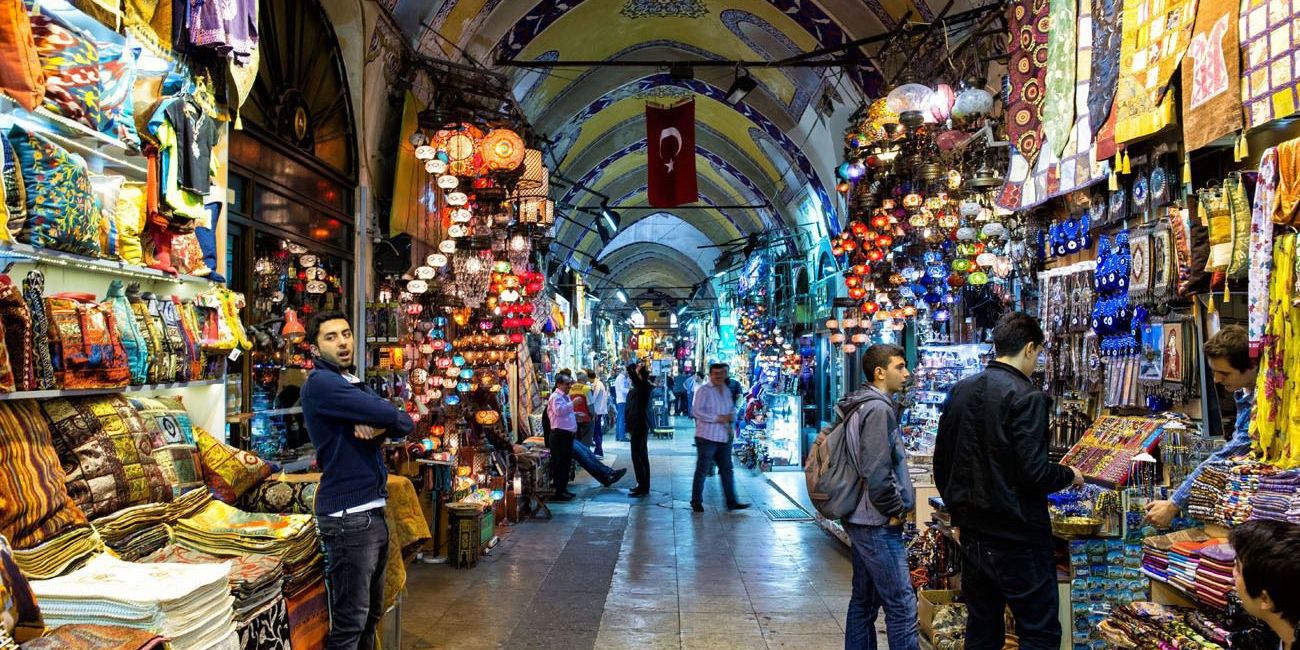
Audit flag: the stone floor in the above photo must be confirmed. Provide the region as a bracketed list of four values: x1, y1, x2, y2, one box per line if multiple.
[401, 416, 887, 649]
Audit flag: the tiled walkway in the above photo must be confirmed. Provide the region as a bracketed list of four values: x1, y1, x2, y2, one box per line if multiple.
[402, 417, 882, 649]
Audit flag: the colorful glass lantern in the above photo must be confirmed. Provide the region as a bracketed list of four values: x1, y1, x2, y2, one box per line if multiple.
[480, 129, 525, 171]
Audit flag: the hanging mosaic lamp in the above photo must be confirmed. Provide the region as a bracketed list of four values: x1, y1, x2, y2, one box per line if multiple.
[481, 128, 526, 172]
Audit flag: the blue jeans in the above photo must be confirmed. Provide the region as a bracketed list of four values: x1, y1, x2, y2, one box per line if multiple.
[319, 509, 389, 650]
[615, 402, 628, 441]
[844, 523, 918, 650]
[690, 437, 737, 507]
[592, 415, 604, 456]
[572, 439, 615, 484]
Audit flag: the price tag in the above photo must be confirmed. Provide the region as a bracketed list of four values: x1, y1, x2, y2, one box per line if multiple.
[228, 348, 242, 362]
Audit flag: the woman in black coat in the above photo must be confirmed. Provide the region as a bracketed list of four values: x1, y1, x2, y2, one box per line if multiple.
[625, 361, 654, 496]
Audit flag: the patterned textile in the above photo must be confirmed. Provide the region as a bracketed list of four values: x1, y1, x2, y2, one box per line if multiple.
[19, 624, 164, 650]
[96, 43, 139, 147]
[1240, 0, 1300, 128]
[103, 281, 148, 386]
[1181, 0, 1243, 151]
[285, 579, 327, 650]
[1043, 0, 1077, 157]
[22, 272, 54, 391]
[1198, 186, 1235, 274]
[0, 290, 12, 392]
[6, 127, 99, 257]
[114, 183, 146, 265]
[142, 544, 284, 619]
[43, 295, 129, 389]
[1278, 137, 1300, 224]
[1088, 0, 1122, 131]
[175, 501, 313, 542]
[1006, 0, 1051, 165]
[195, 426, 271, 503]
[29, 554, 236, 650]
[239, 476, 318, 515]
[0, 400, 87, 550]
[1, 137, 25, 237]
[40, 396, 171, 519]
[996, 0, 1109, 210]
[0, 278, 22, 394]
[1253, 233, 1300, 469]
[129, 396, 195, 448]
[151, 444, 202, 497]
[89, 175, 121, 260]
[10, 525, 100, 579]
[383, 475, 431, 610]
[236, 597, 290, 650]
[1249, 148, 1279, 356]
[25, 3, 103, 131]
[0, 535, 42, 643]
[1225, 175, 1251, 278]
[0, 0, 46, 113]
[1114, 0, 1197, 143]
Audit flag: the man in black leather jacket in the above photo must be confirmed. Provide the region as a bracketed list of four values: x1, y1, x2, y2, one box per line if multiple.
[934, 312, 1084, 650]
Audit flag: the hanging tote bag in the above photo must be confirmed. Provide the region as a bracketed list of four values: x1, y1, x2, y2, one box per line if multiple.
[127, 289, 166, 384]
[1225, 175, 1252, 279]
[104, 280, 149, 385]
[153, 295, 187, 382]
[0, 275, 32, 391]
[173, 297, 203, 380]
[43, 292, 129, 389]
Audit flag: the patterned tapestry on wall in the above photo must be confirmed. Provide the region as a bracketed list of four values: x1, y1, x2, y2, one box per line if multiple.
[1114, 0, 1198, 143]
[1006, 0, 1051, 166]
[1181, 0, 1243, 151]
[1240, 0, 1300, 128]
[620, 0, 709, 19]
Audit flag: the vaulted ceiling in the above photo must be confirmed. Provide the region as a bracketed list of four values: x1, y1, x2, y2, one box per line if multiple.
[388, 0, 971, 301]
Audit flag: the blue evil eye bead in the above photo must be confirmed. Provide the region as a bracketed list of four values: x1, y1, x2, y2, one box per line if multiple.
[457, 382, 472, 393]
[445, 394, 461, 406]
[1132, 177, 1148, 205]
[453, 355, 466, 367]
[927, 264, 947, 279]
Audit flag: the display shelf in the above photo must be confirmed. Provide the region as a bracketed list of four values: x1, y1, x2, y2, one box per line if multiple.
[1141, 569, 1209, 611]
[227, 406, 304, 422]
[0, 98, 146, 176]
[0, 378, 223, 401]
[0, 242, 215, 286]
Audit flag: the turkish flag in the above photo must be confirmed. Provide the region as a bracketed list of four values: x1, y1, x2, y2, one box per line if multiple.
[646, 99, 698, 207]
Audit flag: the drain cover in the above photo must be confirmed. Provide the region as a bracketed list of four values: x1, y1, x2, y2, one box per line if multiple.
[764, 508, 813, 521]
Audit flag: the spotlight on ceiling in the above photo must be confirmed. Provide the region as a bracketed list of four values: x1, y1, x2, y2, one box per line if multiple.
[676, 303, 689, 316]
[592, 261, 612, 275]
[725, 66, 758, 105]
[599, 202, 620, 236]
[616, 289, 629, 304]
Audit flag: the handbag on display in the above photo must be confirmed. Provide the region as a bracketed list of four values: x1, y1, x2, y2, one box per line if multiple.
[152, 295, 188, 383]
[43, 292, 130, 389]
[126, 286, 167, 385]
[141, 292, 180, 384]
[104, 280, 149, 385]
[173, 297, 203, 380]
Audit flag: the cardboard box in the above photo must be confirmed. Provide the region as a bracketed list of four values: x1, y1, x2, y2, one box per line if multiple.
[918, 589, 960, 643]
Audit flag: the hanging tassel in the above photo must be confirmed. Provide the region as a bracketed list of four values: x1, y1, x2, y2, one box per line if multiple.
[1115, 152, 1124, 175]
[1121, 149, 1131, 174]
[1240, 134, 1249, 160]
[1182, 155, 1192, 185]
[1109, 170, 1119, 191]
[1207, 293, 1217, 313]
[1223, 281, 1231, 303]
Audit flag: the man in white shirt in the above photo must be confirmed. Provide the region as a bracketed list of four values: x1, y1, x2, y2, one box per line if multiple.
[614, 367, 631, 441]
[547, 375, 578, 501]
[587, 367, 610, 457]
[690, 363, 750, 513]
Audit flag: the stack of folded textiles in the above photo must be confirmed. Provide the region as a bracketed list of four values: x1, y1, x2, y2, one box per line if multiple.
[28, 554, 238, 650]
[1167, 539, 1215, 595]
[141, 545, 284, 623]
[1219, 462, 1275, 525]
[1141, 545, 1170, 581]
[10, 527, 103, 580]
[1142, 528, 1211, 585]
[1187, 465, 1228, 523]
[164, 489, 213, 522]
[1249, 469, 1300, 523]
[1194, 543, 1235, 610]
[172, 501, 321, 597]
[18, 624, 167, 650]
[91, 490, 213, 563]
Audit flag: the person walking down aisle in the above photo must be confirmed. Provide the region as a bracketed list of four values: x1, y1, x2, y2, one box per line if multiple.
[1145, 325, 1258, 527]
[614, 366, 631, 441]
[934, 312, 1084, 650]
[690, 363, 750, 512]
[547, 375, 578, 501]
[673, 370, 689, 416]
[626, 362, 654, 497]
[587, 367, 609, 457]
[300, 311, 414, 650]
[571, 371, 594, 447]
[1229, 520, 1300, 650]
[842, 344, 918, 650]
[684, 370, 704, 419]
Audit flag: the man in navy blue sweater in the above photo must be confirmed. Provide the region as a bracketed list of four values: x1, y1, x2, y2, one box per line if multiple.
[301, 311, 413, 650]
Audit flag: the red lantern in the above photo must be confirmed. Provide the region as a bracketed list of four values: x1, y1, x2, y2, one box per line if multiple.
[870, 214, 890, 230]
[852, 264, 869, 276]
[849, 286, 868, 300]
[861, 301, 880, 315]
[866, 248, 885, 262]
[851, 222, 869, 237]
[845, 275, 861, 288]
[875, 234, 894, 248]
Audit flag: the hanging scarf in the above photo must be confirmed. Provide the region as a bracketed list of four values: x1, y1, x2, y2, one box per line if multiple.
[1181, 0, 1243, 151]
[1250, 148, 1279, 356]
[1044, 0, 1078, 157]
[1151, 221, 1176, 302]
[1275, 137, 1300, 226]
[1006, 0, 1051, 165]
[1089, 0, 1123, 132]
[1198, 186, 1233, 273]
[1115, 0, 1198, 143]
[1168, 205, 1195, 296]
[1252, 233, 1300, 468]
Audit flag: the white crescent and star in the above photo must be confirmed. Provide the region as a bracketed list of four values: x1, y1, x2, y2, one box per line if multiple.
[659, 127, 682, 173]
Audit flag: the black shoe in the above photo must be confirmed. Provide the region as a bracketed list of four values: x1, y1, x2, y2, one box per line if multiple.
[628, 488, 649, 497]
[551, 492, 575, 501]
[601, 468, 627, 487]
[725, 503, 751, 511]
[691, 503, 704, 512]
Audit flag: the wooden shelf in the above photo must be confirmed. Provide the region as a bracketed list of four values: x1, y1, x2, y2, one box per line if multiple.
[226, 406, 303, 422]
[0, 378, 223, 401]
[0, 242, 215, 286]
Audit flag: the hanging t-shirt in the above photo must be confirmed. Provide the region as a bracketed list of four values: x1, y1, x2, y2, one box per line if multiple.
[163, 98, 218, 195]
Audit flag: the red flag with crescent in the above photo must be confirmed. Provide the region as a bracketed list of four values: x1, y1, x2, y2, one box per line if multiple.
[646, 99, 698, 208]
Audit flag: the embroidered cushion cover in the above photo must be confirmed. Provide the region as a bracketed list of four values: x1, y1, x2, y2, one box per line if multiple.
[6, 126, 99, 257]
[0, 400, 88, 550]
[195, 425, 272, 503]
[24, 1, 103, 131]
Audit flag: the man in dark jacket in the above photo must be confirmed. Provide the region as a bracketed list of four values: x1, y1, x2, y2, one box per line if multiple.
[301, 311, 414, 650]
[934, 312, 1083, 650]
[625, 362, 654, 496]
[842, 344, 918, 649]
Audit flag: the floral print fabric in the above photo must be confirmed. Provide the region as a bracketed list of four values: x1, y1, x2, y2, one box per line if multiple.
[1252, 233, 1300, 469]
[6, 127, 99, 257]
[1043, 0, 1077, 157]
[1006, 0, 1051, 165]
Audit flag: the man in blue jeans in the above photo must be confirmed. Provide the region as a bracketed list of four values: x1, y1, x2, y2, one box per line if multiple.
[301, 311, 414, 650]
[614, 366, 631, 441]
[689, 363, 749, 512]
[841, 344, 917, 650]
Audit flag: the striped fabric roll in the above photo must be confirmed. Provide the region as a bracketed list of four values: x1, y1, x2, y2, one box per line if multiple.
[0, 400, 87, 550]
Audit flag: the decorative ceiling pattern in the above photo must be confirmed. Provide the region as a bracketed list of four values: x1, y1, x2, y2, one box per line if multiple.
[398, 0, 975, 292]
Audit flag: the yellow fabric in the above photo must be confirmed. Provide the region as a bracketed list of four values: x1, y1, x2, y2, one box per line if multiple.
[1114, 0, 1196, 143]
[381, 475, 430, 610]
[389, 92, 430, 238]
[155, 120, 207, 224]
[1252, 233, 1300, 468]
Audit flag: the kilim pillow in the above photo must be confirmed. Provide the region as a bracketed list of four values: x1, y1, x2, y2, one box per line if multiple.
[0, 400, 87, 550]
[40, 396, 171, 519]
[194, 426, 271, 503]
[130, 396, 202, 497]
[24, 1, 102, 131]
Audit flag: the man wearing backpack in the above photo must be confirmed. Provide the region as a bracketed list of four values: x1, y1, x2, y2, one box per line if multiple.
[839, 344, 918, 650]
[934, 312, 1084, 650]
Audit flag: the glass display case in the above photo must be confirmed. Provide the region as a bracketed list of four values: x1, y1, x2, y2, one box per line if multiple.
[763, 392, 802, 469]
[899, 343, 992, 458]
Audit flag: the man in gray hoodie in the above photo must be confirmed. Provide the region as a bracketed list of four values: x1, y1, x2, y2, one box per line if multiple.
[841, 343, 917, 650]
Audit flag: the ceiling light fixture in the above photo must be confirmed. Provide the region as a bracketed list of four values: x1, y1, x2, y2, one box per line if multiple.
[599, 202, 620, 236]
[616, 289, 629, 304]
[725, 65, 758, 105]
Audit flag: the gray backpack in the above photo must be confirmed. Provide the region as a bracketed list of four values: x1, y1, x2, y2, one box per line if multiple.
[805, 396, 869, 519]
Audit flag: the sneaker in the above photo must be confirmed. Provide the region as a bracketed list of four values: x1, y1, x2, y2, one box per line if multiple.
[690, 503, 704, 513]
[725, 502, 751, 511]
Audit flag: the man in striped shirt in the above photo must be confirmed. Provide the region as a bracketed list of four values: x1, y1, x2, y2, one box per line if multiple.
[690, 363, 750, 513]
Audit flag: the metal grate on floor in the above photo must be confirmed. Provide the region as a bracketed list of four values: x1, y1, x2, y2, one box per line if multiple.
[763, 507, 814, 521]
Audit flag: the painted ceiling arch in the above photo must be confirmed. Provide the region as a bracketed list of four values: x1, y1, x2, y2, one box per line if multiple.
[586, 243, 712, 299]
[598, 213, 721, 274]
